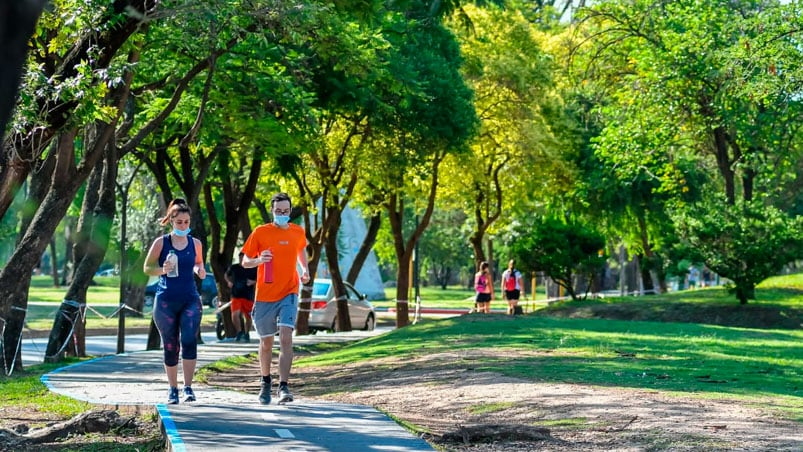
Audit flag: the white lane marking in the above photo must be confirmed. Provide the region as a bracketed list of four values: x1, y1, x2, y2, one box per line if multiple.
[274, 428, 295, 438]
[261, 412, 279, 421]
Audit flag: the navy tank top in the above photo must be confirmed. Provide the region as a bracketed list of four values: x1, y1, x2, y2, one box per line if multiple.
[156, 234, 199, 299]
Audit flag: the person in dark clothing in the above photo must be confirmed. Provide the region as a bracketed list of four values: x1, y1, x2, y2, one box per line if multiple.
[225, 252, 257, 342]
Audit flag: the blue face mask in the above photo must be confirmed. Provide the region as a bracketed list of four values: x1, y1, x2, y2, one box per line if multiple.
[173, 227, 191, 237]
[273, 215, 290, 227]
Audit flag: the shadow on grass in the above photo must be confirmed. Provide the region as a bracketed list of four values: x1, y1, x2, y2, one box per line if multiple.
[298, 314, 803, 400]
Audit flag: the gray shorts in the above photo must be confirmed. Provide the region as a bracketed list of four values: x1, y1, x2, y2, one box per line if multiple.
[252, 293, 297, 337]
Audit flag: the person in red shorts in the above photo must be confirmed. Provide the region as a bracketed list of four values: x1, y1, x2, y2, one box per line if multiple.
[241, 192, 310, 405]
[224, 252, 257, 342]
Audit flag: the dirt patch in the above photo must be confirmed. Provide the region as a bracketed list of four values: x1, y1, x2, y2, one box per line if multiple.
[0, 405, 163, 451]
[204, 349, 802, 451]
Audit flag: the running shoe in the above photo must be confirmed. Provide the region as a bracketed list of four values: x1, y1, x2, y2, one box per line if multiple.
[167, 386, 179, 404]
[277, 384, 294, 404]
[183, 386, 196, 402]
[258, 379, 271, 405]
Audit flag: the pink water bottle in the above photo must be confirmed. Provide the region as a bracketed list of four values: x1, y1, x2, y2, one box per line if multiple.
[262, 249, 273, 283]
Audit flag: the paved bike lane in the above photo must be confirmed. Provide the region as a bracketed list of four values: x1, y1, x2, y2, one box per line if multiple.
[42, 330, 432, 451]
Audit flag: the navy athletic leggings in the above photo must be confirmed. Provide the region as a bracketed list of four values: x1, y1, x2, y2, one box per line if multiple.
[153, 294, 202, 366]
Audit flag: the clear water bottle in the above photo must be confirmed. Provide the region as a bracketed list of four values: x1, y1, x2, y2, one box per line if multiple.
[166, 250, 179, 278]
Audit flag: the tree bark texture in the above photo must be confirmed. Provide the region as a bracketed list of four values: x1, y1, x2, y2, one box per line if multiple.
[46, 141, 118, 360]
[346, 212, 381, 285]
[324, 206, 351, 332]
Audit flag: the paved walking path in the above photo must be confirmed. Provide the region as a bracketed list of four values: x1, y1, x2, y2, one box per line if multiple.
[42, 329, 433, 451]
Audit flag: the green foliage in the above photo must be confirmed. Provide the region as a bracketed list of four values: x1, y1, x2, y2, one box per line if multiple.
[508, 217, 605, 300]
[418, 208, 473, 288]
[574, 0, 803, 208]
[674, 197, 803, 304]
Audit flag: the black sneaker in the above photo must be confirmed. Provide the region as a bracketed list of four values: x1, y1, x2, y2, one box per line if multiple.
[234, 331, 244, 342]
[244, 332, 251, 343]
[183, 386, 196, 402]
[167, 386, 179, 404]
[277, 384, 294, 404]
[258, 379, 271, 405]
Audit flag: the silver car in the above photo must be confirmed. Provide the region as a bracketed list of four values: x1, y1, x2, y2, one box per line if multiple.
[305, 279, 375, 332]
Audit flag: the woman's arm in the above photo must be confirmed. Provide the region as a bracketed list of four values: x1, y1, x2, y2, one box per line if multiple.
[143, 237, 166, 276]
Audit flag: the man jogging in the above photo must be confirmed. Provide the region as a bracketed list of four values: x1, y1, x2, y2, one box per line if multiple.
[242, 192, 310, 404]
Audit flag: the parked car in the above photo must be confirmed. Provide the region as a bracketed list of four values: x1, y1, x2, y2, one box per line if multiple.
[144, 273, 218, 308]
[305, 279, 375, 332]
[95, 268, 117, 277]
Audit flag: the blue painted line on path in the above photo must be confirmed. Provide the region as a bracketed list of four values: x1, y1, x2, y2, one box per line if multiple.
[156, 403, 186, 452]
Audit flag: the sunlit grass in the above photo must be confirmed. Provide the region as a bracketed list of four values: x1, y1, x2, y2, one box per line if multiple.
[0, 361, 92, 421]
[467, 401, 516, 415]
[25, 276, 219, 331]
[29, 275, 123, 304]
[295, 313, 803, 420]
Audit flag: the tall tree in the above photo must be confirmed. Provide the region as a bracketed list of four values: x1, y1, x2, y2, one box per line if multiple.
[370, 17, 478, 327]
[446, 4, 560, 267]
[573, 0, 803, 302]
[0, 0, 158, 372]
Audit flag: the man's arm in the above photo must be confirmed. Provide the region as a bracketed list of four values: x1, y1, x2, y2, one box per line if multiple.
[242, 254, 263, 269]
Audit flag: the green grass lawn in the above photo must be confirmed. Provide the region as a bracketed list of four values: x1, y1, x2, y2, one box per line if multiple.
[0, 361, 93, 424]
[294, 272, 803, 421]
[8, 272, 803, 434]
[29, 275, 123, 304]
[24, 276, 221, 331]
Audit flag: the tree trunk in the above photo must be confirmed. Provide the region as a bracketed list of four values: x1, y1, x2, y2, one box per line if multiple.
[345, 212, 381, 285]
[60, 217, 76, 286]
[293, 191, 336, 336]
[16, 142, 56, 247]
[636, 212, 667, 293]
[43, 300, 83, 363]
[204, 149, 261, 339]
[2, 128, 109, 372]
[49, 238, 59, 287]
[712, 126, 736, 205]
[386, 152, 444, 328]
[48, 139, 118, 360]
[394, 251, 412, 327]
[637, 253, 656, 295]
[735, 281, 754, 305]
[324, 207, 351, 332]
[469, 234, 486, 267]
[0, 0, 46, 216]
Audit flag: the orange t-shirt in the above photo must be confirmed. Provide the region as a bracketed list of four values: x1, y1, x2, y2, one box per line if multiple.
[241, 223, 307, 302]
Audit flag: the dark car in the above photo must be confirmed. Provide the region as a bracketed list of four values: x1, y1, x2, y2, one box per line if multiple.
[144, 274, 218, 308]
